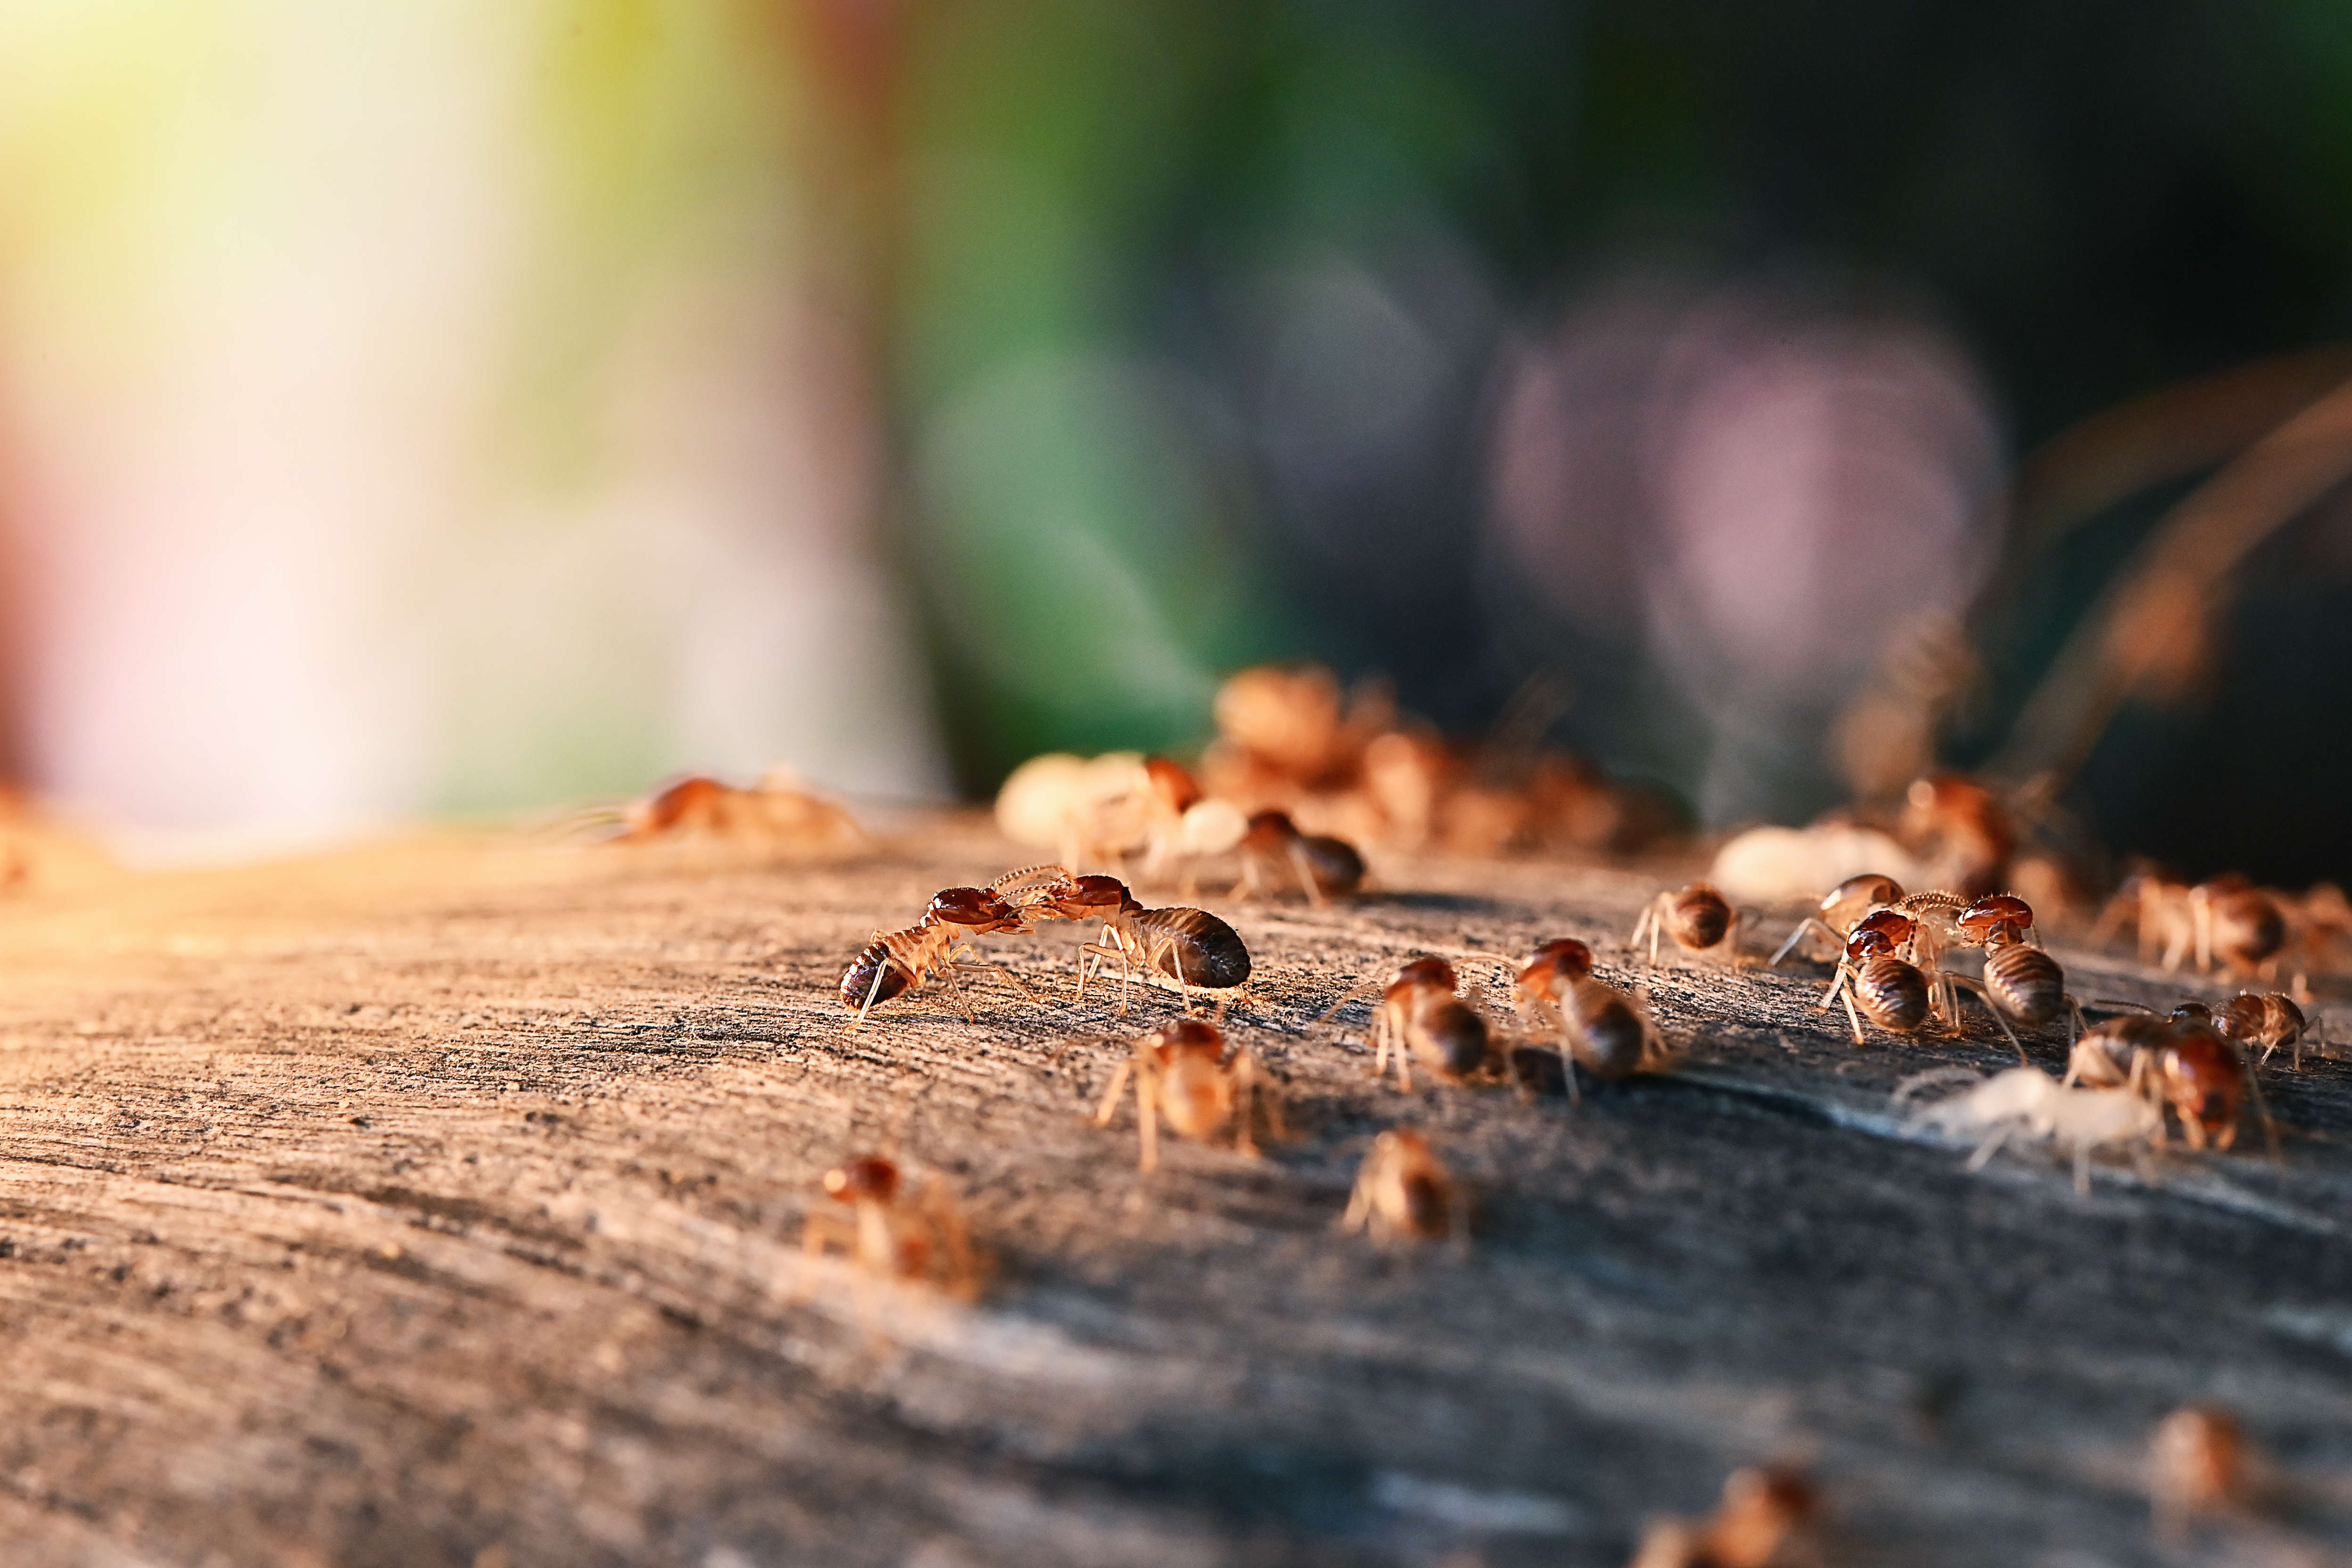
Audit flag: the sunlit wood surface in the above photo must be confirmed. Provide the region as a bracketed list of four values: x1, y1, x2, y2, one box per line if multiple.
[0, 819, 2347, 1567]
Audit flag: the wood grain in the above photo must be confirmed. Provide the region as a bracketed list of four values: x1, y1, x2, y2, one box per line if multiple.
[0, 821, 2346, 1567]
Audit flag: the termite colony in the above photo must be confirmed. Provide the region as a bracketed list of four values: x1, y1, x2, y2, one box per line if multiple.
[784, 664, 2347, 1560]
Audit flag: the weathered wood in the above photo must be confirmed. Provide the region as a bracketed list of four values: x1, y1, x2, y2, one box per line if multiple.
[0, 822, 2347, 1566]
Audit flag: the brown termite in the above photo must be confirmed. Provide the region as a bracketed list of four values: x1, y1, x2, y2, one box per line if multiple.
[1630, 882, 1742, 966]
[2069, 1009, 2271, 1153]
[2090, 868, 2196, 967]
[1768, 871, 1904, 965]
[1513, 939, 1665, 1094]
[618, 771, 864, 852]
[838, 887, 1036, 1030]
[1325, 957, 1492, 1091]
[2149, 1404, 2253, 1538]
[1819, 917, 1932, 1044]
[1093, 1017, 1283, 1172]
[2214, 991, 2313, 1070]
[2192, 877, 2287, 979]
[996, 866, 1251, 1012]
[1946, 915, 2083, 1060]
[1341, 1130, 1467, 1246]
[1631, 1464, 1822, 1568]
[800, 1155, 982, 1300]
[1236, 809, 1366, 906]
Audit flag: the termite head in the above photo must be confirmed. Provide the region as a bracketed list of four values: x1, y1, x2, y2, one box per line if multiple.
[1958, 893, 2034, 944]
[1821, 873, 1903, 934]
[2150, 1405, 2246, 1520]
[1849, 908, 1916, 953]
[2159, 1023, 2244, 1147]
[2169, 999, 2214, 1026]
[1031, 873, 1129, 922]
[1516, 938, 1593, 1007]
[1142, 755, 1202, 815]
[928, 887, 1027, 934]
[1241, 810, 1301, 851]
[1148, 1016, 1225, 1061]
[1702, 1465, 1821, 1568]
[1979, 920, 2029, 949]
[1390, 956, 1458, 994]
[839, 940, 912, 1010]
[823, 1155, 900, 1204]
[627, 774, 725, 836]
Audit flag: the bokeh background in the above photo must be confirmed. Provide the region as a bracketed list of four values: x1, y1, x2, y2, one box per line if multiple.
[3, 0, 2351, 879]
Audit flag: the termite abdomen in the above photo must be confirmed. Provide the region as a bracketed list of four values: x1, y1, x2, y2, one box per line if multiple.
[1142, 907, 1252, 988]
[1570, 985, 1649, 1079]
[1419, 998, 1489, 1078]
[1855, 957, 1930, 1032]
[839, 940, 911, 1009]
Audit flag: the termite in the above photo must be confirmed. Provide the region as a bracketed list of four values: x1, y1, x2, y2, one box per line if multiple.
[837, 887, 1035, 1030]
[1819, 917, 1932, 1044]
[1093, 1017, 1283, 1172]
[1237, 810, 1366, 905]
[997, 867, 1250, 1011]
[1513, 939, 1664, 1093]
[1768, 872, 1904, 966]
[800, 1155, 982, 1299]
[1341, 1130, 1466, 1246]
[1630, 882, 1742, 967]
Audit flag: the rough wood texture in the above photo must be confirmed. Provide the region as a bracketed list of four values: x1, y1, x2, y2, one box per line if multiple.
[0, 820, 2348, 1567]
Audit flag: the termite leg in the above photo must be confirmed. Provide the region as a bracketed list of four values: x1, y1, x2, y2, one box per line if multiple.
[849, 946, 895, 1034]
[1137, 1063, 1161, 1172]
[1839, 988, 1866, 1046]
[1095, 1060, 1133, 1126]
[1288, 842, 1329, 910]
[1947, 975, 2027, 1063]
[1770, 917, 1839, 967]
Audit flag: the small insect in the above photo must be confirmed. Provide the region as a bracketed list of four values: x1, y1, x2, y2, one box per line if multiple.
[1630, 882, 1742, 967]
[1819, 917, 1932, 1044]
[1630, 1464, 1821, 1568]
[1136, 755, 1249, 886]
[1093, 1018, 1283, 1172]
[2155, 1020, 2247, 1151]
[2214, 991, 2313, 1070]
[1768, 872, 1903, 966]
[1952, 919, 2082, 1058]
[1362, 957, 1492, 1090]
[1906, 1066, 2162, 1194]
[2192, 877, 2287, 980]
[2062, 1013, 2179, 1090]
[800, 1155, 981, 1298]
[1514, 941, 1665, 1092]
[617, 771, 864, 852]
[1341, 1130, 1466, 1246]
[2149, 1404, 2252, 1537]
[838, 887, 1035, 1029]
[998, 867, 1252, 1011]
[1236, 810, 1366, 906]
[2090, 867, 2197, 968]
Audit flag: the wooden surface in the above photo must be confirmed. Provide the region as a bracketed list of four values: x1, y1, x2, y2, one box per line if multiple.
[0, 819, 2348, 1567]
